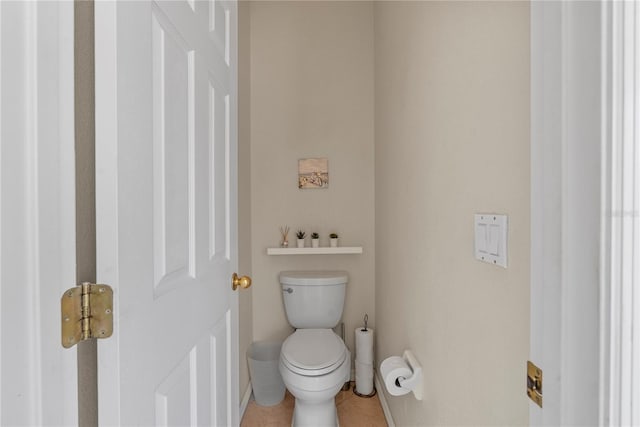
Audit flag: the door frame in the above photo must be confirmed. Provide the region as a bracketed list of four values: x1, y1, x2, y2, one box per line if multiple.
[530, 1, 603, 425]
[531, 1, 640, 424]
[0, 1, 77, 424]
[599, 0, 640, 424]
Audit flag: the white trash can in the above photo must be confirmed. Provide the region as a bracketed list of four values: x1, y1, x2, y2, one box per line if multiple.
[247, 341, 285, 406]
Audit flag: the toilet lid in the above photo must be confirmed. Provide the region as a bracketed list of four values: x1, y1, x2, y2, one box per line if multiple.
[281, 329, 346, 376]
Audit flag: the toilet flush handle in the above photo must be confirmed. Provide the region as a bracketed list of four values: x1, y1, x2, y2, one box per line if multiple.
[283, 287, 293, 294]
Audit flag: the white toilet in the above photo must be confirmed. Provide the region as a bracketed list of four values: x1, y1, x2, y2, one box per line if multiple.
[278, 271, 351, 426]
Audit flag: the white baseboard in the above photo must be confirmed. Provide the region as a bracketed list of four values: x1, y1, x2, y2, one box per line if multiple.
[240, 382, 252, 421]
[374, 371, 396, 427]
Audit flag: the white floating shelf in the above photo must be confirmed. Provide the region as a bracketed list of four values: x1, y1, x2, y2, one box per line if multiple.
[267, 247, 363, 255]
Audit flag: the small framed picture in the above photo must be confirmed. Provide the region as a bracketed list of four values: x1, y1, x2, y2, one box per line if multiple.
[298, 158, 328, 189]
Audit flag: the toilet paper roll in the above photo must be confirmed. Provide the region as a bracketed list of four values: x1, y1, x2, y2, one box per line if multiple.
[355, 327, 374, 364]
[355, 360, 374, 395]
[355, 360, 373, 379]
[380, 356, 412, 396]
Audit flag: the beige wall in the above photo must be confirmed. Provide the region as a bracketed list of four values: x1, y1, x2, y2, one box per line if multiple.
[238, 1, 254, 400]
[245, 2, 530, 424]
[374, 2, 530, 425]
[248, 1, 376, 357]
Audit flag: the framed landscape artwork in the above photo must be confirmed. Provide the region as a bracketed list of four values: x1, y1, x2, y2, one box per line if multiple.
[298, 158, 329, 189]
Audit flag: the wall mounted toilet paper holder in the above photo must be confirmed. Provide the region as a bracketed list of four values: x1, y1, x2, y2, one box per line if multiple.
[398, 350, 423, 400]
[380, 350, 423, 400]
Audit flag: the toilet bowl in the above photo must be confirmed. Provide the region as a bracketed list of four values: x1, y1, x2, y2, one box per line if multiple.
[279, 329, 351, 426]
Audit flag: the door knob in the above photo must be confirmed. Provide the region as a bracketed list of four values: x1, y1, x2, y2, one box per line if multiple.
[232, 273, 252, 291]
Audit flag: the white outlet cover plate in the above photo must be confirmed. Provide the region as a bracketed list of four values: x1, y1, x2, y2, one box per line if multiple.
[474, 213, 508, 268]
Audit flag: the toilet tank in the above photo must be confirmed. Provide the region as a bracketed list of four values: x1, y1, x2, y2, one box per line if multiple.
[280, 271, 348, 329]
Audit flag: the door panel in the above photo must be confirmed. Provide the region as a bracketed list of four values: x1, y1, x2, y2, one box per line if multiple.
[151, 6, 194, 294]
[95, 1, 238, 425]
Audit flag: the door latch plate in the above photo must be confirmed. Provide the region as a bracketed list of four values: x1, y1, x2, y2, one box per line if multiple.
[527, 360, 543, 407]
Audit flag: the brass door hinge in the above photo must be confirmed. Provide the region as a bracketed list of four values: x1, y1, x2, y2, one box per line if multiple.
[527, 360, 543, 407]
[61, 282, 113, 348]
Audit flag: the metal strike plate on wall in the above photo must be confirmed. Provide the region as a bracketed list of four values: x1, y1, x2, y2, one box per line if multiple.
[527, 360, 543, 407]
[61, 282, 113, 348]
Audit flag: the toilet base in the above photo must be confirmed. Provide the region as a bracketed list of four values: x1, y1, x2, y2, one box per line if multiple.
[279, 334, 351, 427]
[292, 398, 338, 427]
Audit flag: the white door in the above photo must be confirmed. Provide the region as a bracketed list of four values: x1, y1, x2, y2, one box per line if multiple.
[95, 1, 239, 425]
[0, 1, 77, 425]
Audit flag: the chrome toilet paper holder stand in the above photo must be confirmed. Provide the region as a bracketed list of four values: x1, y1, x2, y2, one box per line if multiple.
[398, 350, 423, 400]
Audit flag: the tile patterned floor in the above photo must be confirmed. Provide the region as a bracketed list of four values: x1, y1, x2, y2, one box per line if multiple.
[241, 383, 387, 427]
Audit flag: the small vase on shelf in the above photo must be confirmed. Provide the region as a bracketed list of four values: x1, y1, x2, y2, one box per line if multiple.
[280, 225, 290, 248]
[311, 232, 320, 248]
[296, 230, 306, 248]
[329, 233, 339, 248]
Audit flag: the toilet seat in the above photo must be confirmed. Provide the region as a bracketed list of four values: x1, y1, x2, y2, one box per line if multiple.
[281, 329, 347, 376]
